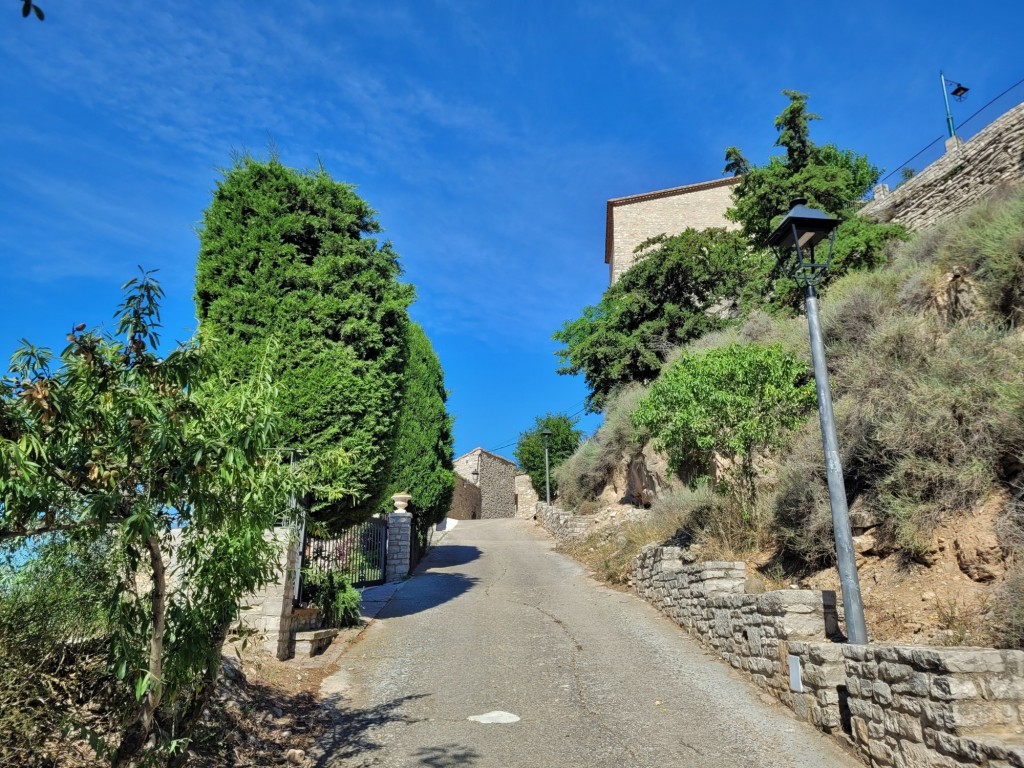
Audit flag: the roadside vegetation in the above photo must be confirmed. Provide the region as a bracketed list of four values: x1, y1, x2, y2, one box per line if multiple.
[0, 155, 456, 764]
[551, 92, 1024, 647]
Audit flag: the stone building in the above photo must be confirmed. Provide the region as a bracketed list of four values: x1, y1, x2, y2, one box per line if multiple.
[514, 473, 539, 517]
[449, 475, 481, 521]
[605, 176, 740, 285]
[452, 448, 516, 519]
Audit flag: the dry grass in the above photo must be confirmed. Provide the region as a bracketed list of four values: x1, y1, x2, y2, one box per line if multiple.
[554, 385, 648, 510]
[563, 507, 691, 585]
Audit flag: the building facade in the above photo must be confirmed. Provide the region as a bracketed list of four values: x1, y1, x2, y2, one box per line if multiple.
[605, 176, 740, 285]
[452, 448, 517, 519]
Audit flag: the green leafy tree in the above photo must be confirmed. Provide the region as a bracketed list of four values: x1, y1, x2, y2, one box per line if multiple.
[379, 321, 456, 526]
[554, 227, 751, 411]
[724, 90, 907, 309]
[195, 155, 414, 529]
[0, 273, 300, 765]
[631, 343, 816, 506]
[514, 413, 583, 499]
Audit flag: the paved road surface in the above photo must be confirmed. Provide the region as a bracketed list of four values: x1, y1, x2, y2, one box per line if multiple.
[317, 519, 859, 767]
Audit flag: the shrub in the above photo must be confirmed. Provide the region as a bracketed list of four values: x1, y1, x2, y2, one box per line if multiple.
[378, 322, 456, 526]
[775, 315, 1024, 563]
[195, 155, 414, 529]
[992, 564, 1024, 649]
[632, 343, 816, 506]
[553, 228, 750, 411]
[301, 568, 362, 628]
[0, 537, 122, 766]
[554, 385, 648, 509]
[931, 187, 1024, 325]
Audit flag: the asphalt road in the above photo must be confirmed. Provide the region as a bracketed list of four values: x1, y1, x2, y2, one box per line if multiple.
[316, 518, 859, 768]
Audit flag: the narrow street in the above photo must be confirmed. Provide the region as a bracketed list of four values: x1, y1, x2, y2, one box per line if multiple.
[316, 519, 859, 768]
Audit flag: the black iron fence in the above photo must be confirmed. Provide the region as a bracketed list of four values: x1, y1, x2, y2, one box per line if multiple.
[410, 513, 433, 571]
[299, 516, 388, 601]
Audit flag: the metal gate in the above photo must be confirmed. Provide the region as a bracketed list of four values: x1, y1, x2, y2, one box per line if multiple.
[410, 512, 433, 571]
[299, 516, 388, 595]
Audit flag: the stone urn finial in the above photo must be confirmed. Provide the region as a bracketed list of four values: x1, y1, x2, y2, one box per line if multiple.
[391, 492, 412, 512]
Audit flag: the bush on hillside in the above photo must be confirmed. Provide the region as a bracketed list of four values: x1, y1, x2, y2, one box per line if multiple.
[553, 228, 750, 411]
[928, 188, 1024, 325]
[554, 385, 648, 510]
[632, 343, 816, 509]
[775, 314, 1024, 563]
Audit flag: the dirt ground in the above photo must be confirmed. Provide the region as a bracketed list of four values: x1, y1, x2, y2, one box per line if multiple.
[567, 495, 1008, 647]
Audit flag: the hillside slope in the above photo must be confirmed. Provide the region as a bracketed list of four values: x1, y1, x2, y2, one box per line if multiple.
[553, 186, 1024, 647]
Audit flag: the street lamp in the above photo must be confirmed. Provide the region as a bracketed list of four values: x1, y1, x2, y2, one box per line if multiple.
[541, 428, 552, 505]
[767, 199, 868, 645]
[940, 71, 969, 141]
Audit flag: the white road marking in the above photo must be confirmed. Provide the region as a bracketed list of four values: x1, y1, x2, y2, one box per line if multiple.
[468, 710, 520, 724]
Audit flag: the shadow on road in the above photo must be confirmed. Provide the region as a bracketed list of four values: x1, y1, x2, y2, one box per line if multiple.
[316, 693, 428, 766]
[317, 694, 481, 767]
[413, 743, 482, 766]
[377, 572, 479, 619]
[419, 544, 482, 569]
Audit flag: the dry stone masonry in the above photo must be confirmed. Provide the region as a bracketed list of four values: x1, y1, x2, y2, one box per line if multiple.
[623, 538, 1024, 768]
[515, 473, 539, 518]
[862, 100, 1024, 233]
[533, 502, 598, 543]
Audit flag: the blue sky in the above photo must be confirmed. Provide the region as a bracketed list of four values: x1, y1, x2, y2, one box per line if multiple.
[3, 1, 1023, 462]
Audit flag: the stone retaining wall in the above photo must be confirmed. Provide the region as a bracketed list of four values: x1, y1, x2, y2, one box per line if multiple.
[533, 502, 598, 543]
[629, 541, 1024, 767]
[862, 100, 1024, 233]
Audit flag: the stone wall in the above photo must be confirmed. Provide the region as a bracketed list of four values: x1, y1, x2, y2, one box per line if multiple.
[479, 452, 516, 518]
[449, 475, 481, 520]
[534, 502, 598, 543]
[515, 473, 539, 518]
[607, 177, 740, 284]
[452, 448, 516, 519]
[862, 100, 1024, 233]
[385, 511, 412, 582]
[629, 542, 1024, 767]
[240, 526, 301, 660]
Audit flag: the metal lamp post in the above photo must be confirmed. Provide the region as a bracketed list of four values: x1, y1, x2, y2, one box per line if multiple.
[767, 199, 868, 645]
[940, 71, 969, 141]
[541, 428, 552, 505]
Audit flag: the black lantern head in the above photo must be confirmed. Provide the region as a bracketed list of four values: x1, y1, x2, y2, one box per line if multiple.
[541, 428, 552, 443]
[949, 82, 969, 101]
[766, 198, 840, 286]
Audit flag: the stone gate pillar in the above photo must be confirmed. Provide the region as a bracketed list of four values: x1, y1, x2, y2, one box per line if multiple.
[386, 493, 413, 582]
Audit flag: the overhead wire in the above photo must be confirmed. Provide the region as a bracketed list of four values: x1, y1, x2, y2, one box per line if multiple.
[484, 397, 590, 454]
[878, 75, 1024, 185]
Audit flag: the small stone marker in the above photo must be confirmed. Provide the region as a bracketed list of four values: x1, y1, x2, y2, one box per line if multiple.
[468, 711, 520, 724]
[788, 654, 803, 693]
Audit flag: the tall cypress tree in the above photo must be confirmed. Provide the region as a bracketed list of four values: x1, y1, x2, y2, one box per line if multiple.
[195, 155, 414, 528]
[380, 321, 456, 525]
